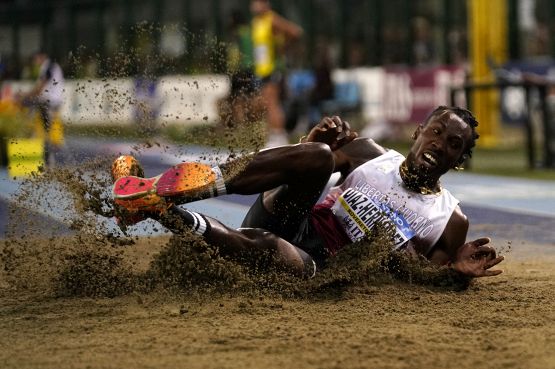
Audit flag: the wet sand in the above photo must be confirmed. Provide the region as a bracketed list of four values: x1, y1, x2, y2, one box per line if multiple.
[1, 234, 554, 369]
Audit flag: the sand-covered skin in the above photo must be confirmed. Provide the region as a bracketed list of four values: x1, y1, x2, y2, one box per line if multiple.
[1, 233, 554, 369]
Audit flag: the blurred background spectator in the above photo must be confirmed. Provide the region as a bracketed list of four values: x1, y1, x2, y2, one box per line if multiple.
[17, 52, 64, 166]
[0, 0, 550, 77]
[0, 0, 554, 165]
[250, 0, 303, 148]
[219, 9, 257, 128]
[412, 16, 436, 66]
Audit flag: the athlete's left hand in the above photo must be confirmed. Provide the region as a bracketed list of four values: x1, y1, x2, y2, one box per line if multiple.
[451, 237, 504, 277]
[304, 116, 358, 151]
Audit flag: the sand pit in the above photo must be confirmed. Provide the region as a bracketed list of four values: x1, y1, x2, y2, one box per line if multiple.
[1, 230, 554, 369]
[0, 156, 554, 369]
[0, 139, 553, 369]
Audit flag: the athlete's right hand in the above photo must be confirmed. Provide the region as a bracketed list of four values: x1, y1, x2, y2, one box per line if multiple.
[303, 116, 358, 151]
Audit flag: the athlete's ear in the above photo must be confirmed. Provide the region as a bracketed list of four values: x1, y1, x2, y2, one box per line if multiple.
[412, 124, 423, 140]
[453, 154, 468, 169]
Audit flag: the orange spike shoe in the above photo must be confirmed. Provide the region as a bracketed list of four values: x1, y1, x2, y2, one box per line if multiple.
[112, 161, 226, 221]
[156, 162, 226, 199]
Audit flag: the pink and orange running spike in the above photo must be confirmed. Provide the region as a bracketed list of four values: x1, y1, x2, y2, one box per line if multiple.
[112, 162, 217, 214]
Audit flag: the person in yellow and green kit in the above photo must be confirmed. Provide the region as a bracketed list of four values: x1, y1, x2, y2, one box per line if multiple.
[250, 0, 303, 148]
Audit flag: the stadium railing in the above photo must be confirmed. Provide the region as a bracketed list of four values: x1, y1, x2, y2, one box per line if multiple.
[451, 79, 555, 169]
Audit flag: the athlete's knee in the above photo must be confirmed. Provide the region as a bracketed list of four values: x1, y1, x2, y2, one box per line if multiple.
[238, 227, 316, 278]
[237, 227, 280, 252]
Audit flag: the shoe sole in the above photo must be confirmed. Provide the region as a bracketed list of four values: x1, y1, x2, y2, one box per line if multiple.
[113, 162, 216, 201]
[113, 176, 159, 199]
[113, 176, 165, 213]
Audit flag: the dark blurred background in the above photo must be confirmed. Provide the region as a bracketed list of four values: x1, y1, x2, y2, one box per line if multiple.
[0, 0, 551, 77]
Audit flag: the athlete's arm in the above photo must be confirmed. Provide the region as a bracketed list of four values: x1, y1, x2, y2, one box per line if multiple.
[428, 207, 468, 264]
[429, 208, 504, 277]
[272, 13, 303, 40]
[21, 78, 48, 102]
[302, 116, 385, 178]
[27, 62, 55, 100]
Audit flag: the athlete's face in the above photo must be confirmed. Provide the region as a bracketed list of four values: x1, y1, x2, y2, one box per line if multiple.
[33, 53, 47, 66]
[251, 0, 270, 15]
[407, 110, 472, 179]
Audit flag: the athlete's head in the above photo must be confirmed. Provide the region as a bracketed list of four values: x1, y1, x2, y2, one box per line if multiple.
[33, 51, 48, 67]
[251, 0, 271, 15]
[424, 106, 479, 165]
[407, 106, 479, 179]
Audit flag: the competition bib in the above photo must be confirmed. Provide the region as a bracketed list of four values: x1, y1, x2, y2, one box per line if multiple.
[254, 45, 270, 65]
[331, 188, 415, 248]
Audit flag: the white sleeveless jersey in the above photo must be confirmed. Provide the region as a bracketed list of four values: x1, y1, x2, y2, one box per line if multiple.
[38, 59, 64, 108]
[322, 150, 459, 255]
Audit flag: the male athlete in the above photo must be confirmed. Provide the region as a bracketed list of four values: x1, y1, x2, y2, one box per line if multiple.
[250, 0, 303, 147]
[111, 106, 504, 279]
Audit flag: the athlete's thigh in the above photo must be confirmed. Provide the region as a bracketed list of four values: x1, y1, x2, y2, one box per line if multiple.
[261, 80, 280, 102]
[241, 190, 296, 239]
[241, 182, 325, 242]
[263, 179, 328, 222]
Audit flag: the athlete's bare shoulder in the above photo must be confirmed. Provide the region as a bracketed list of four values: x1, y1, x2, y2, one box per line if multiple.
[341, 137, 387, 158]
[334, 137, 388, 176]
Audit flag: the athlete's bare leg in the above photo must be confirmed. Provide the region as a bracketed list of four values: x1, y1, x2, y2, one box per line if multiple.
[225, 142, 334, 240]
[159, 206, 315, 276]
[223, 142, 333, 198]
[179, 143, 333, 276]
[115, 143, 334, 276]
[260, 81, 285, 132]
